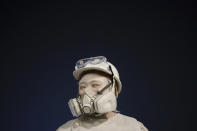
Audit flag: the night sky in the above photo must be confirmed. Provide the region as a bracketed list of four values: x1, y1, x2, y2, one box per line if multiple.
[1, 1, 196, 131]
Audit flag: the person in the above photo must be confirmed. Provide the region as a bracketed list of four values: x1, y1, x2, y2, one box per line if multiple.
[56, 56, 148, 131]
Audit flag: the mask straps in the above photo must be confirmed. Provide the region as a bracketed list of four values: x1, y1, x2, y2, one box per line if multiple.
[97, 81, 112, 94]
[97, 65, 115, 94]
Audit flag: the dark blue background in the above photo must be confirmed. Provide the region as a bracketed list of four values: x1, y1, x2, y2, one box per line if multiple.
[1, 1, 195, 131]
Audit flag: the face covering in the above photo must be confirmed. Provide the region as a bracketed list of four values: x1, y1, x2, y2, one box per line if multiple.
[68, 82, 117, 117]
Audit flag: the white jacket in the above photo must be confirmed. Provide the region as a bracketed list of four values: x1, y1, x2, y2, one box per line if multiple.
[57, 113, 148, 131]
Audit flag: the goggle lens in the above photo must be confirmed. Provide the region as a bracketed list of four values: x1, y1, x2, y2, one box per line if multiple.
[76, 56, 107, 69]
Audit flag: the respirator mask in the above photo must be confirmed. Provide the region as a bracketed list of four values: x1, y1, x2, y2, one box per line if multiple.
[68, 78, 117, 117]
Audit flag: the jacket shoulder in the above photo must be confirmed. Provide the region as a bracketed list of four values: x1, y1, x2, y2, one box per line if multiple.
[118, 114, 148, 131]
[137, 121, 148, 131]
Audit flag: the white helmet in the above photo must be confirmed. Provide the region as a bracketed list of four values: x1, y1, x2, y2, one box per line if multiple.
[73, 56, 122, 95]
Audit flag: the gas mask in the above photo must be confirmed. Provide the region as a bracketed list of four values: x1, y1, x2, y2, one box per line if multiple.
[68, 80, 117, 117]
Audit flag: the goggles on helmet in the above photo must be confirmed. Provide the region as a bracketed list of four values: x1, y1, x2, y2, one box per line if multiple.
[75, 56, 107, 69]
[75, 56, 115, 94]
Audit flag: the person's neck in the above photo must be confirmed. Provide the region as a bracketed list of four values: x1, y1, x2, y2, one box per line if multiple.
[81, 112, 118, 120]
[104, 112, 118, 119]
